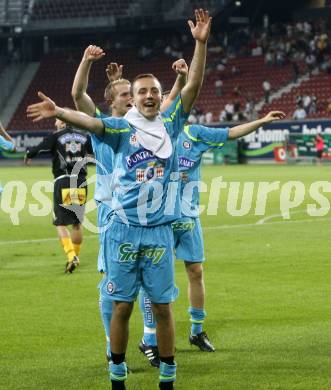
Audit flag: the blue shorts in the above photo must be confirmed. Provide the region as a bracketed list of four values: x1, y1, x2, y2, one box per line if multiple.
[172, 217, 204, 263]
[102, 219, 177, 304]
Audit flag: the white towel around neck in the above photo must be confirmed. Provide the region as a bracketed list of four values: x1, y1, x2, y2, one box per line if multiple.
[124, 106, 172, 159]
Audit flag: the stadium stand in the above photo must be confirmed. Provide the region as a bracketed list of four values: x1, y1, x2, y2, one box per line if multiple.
[3, 1, 331, 129]
[260, 70, 331, 118]
[30, 0, 137, 20]
[7, 48, 307, 130]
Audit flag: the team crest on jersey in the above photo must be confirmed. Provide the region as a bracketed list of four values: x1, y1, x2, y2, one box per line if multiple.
[129, 133, 139, 147]
[65, 141, 81, 154]
[183, 140, 191, 149]
[136, 163, 164, 182]
[106, 281, 115, 295]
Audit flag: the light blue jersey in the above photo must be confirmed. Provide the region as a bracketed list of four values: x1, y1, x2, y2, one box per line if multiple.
[0, 135, 15, 152]
[178, 124, 229, 218]
[91, 108, 114, 272]
[0, 135, 15, 195]
[99, 95, 188, 226]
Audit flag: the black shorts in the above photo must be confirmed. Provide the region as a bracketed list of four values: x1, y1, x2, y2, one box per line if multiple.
[53, 175, 88, 226]
[317, 150, 323, 159]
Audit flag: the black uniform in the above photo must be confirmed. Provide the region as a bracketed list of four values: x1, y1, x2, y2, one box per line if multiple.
[26, 126, 93, 226]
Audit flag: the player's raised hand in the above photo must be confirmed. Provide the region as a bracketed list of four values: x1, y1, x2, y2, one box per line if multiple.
[83, 45, 105, 62]
[172, 59, 188, 76]
[188, 9, 212, 43]
[106, 62, 123, 82]
[26, 92, 57, 122]
[262, 111, 286, 123]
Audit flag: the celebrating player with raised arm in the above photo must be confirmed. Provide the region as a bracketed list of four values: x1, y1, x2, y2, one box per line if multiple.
[72, 45, 189, 365]
[139, 110, 286, 356]
[27, 9, 212, 390]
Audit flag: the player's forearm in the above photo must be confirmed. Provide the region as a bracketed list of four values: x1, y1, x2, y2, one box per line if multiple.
[188, 41, 206, 90]
[161, 73, 187, 112]
[229, 118, 267, 139]
[56, 107, 103, 135]
[71, 59, 95, 115]
[0, 121, 14, 142]
[181, 41, 207, 112]
[170, 73, 187, 99]
[72, 58, 92, 98]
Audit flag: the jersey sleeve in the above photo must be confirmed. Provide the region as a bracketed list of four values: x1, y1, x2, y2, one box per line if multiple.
[100, 116, 131, 152]
[184, 124, 229, 151]
[0, 135, 15, 152]
[26, 133, 55, 158]
[162, 94, 189, 138]
[95, 107, 109, 119]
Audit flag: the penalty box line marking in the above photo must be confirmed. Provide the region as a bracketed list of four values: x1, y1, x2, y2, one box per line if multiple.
[0, 217, 330, 245]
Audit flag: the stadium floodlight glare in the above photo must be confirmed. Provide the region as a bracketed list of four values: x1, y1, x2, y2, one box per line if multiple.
[235, 0, 242, 6]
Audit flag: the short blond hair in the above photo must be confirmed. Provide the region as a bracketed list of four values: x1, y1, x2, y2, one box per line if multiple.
[104, 79, 131, 103]
[131, 73, 162, 95]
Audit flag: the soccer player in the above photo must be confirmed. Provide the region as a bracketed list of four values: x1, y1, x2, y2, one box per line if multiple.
[0, 120, 16, 195]
[24, 117, 93, 273]
[27, 9, 212, 390]
[72, 44, 133, 362]
[72, 45, 188, 364]
[139, 113, 286, 358]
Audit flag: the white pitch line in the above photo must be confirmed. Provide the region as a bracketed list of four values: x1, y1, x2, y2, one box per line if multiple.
[1, 217, 330, 245]
[255, 210, 304, 225]
[255, 208, 330, 225]
[203, 216, 331, 231]
[0, 234, 98, 246]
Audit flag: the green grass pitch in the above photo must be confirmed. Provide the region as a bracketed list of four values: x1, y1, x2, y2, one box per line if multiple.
[0, 165, 330, 390]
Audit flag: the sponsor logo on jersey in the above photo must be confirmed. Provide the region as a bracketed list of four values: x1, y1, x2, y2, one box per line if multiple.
[171, 220, 195, 231]
[183, 140, 191, 149]
[118, 243, 165, 264]
[126, 149, 156, 170]
[59, 133, 87, 144]
[61, 188, 87, 205]
[179, 156, 195, 168]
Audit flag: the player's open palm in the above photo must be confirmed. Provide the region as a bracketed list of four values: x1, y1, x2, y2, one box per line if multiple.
[27, 92, 57, 122]
[263, 111, 286, 123]
[106, 62, 123, 82]
[83, 45, 105, 62]
[188, 9, 212, 43]
[172, 59, 188, 76]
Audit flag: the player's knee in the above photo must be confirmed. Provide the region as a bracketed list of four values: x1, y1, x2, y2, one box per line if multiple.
[186, 262, 203, 282]
[72, 223, 81, 232]
[113, 301, 133, 321]
[151, 303, 171, 323]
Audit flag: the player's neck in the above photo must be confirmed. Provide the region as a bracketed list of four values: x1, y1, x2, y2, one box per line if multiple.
[112, 110, 124, 118]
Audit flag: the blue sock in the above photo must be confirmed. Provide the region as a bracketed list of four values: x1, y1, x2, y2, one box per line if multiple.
[99, 297, 113, 358]
[188, 307, 206, 336]
[109, 361, 127, 382]
[159, 361, 177, 383]
[139, 288, 157, 346]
